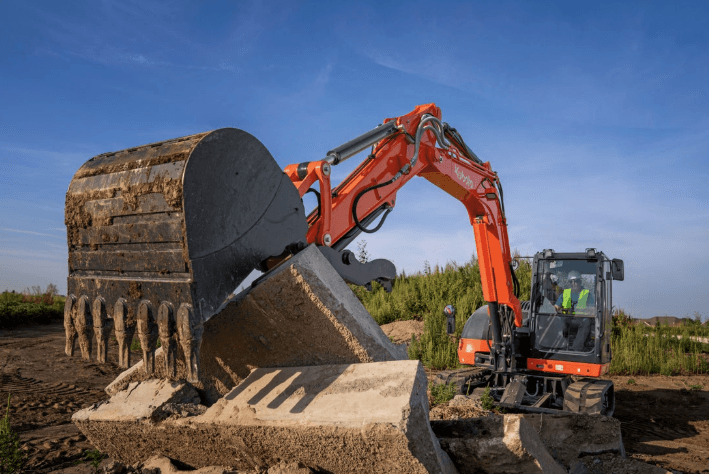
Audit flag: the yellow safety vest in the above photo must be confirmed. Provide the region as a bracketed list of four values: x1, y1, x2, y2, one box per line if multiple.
[562, 289, 589, 309]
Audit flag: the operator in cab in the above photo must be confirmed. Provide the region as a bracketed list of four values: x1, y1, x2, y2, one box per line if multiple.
[554, 271, 594, 313]
[554, 270, 594, 351]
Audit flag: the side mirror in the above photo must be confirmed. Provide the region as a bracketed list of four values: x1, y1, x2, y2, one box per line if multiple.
[511, 259, 520, 271]
[444, 304, 456, 336]
[611, 259, 624, 281]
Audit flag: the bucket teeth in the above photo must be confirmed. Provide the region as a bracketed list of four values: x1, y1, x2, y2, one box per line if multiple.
[157, 302, 177, 378]
[74, 296, 93, 361]
[64, 295, 77, 357]
[177, 303, 202, 384]
[137, 301, 159, 375]
[113, 298, 135, 369]
[61, 295, 207, 381]
[92, 297, 113, 364]
[61, 294, 211, 382]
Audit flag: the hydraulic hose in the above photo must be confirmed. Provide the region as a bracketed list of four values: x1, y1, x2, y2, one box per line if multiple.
[443, 125, 483, 165]
[349, 115, 446, 234]
[496, 178, 506, 218]
[351, 182, 394, 233]
[410, 115, 449, 168]
[510, 263, 520, 298]
[305, 188, 321, 219]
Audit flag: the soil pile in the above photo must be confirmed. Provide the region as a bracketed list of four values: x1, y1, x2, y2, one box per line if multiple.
[380, 319, 424, 344]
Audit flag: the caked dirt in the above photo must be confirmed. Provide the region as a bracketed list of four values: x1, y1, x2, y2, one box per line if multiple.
[2, 322, 709, 473]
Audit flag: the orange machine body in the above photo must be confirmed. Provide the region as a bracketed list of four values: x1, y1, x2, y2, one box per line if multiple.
[457, 337, 494, 366]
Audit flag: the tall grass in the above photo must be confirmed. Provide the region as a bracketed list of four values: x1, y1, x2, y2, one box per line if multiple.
[354, 254, 532, 369]
[610, 310, 709, 376]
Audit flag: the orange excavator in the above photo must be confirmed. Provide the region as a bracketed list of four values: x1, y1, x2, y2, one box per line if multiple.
[65, 103, 622, 414]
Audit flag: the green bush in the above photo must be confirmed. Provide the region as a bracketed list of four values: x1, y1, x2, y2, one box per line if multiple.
[0, 291, 64, 328]
[429, 381, 457, 405]
[480, 386, 495, 411]
[356, 247, 709, 376]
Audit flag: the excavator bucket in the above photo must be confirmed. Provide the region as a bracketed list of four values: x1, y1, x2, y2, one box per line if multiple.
[64, 129, 307, 370]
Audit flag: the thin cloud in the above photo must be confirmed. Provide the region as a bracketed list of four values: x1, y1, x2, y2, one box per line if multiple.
[0, 228, 65, 238]
[0, 248, 65, 260]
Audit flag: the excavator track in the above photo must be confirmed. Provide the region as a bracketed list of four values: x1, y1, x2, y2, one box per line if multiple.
[64, 128, 308, 375]
[563, 378, 615, 416]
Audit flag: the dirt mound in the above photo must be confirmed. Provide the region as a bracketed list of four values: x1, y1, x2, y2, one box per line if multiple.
[380, 319, 424, 344]
[429, 395, 489, 420]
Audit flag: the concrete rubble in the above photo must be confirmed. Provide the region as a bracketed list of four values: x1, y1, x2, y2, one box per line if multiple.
[74, 360, 457, 474]
[433, 414, 566, 474]
[106, 245, 406, 404]
[522, 413, 625, 469]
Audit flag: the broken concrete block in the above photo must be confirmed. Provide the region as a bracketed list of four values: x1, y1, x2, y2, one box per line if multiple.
[74, 379, 201, 423]
[75, 360, 456, 474]
[433, 414, 565, 474]
[522, 413, 625, 469]
[107, 244, 406, 404]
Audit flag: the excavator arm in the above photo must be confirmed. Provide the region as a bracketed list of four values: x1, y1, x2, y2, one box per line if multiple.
[283, 103, 523, 329]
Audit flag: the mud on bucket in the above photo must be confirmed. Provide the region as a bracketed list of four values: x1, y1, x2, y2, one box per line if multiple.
[64, 128, 307, 372]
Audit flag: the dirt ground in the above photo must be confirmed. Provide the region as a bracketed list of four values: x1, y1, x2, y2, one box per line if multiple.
[2, 322, 709, 473]
[612, 374, 709, 474]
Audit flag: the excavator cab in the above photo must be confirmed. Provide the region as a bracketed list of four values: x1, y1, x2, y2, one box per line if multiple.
[529, 248, 623, 370]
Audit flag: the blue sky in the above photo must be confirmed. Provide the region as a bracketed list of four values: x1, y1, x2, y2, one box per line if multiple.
[1, 1, 707, 320]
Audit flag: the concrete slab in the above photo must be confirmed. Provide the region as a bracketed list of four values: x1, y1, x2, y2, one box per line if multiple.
[107, 245, 405, 404]
[522, 413, 625, 469]
[74, 360, 457, 474]
[433, 415, 565, 474]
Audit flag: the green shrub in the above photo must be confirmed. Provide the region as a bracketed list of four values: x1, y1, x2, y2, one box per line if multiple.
[480, 386, 495, 411]
[0, 291, 64, 328]
[429, 381, 457, 405]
